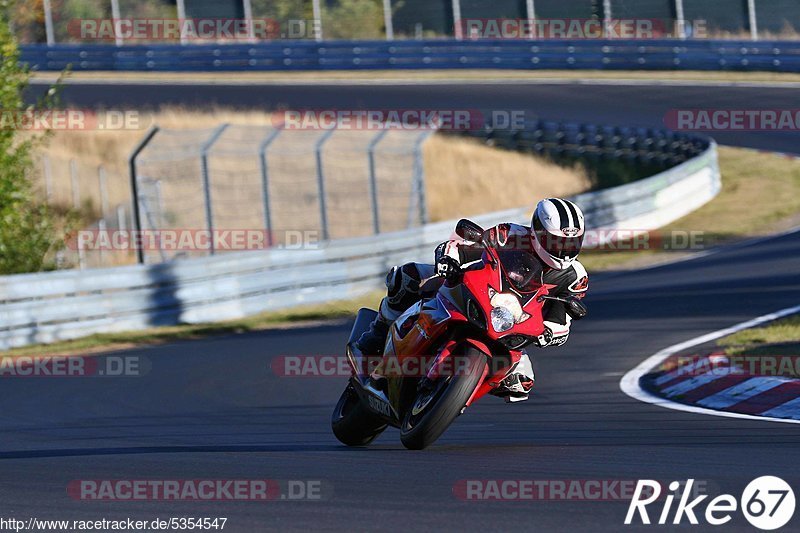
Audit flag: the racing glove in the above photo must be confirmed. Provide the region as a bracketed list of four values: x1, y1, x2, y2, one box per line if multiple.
[532, 326, 554, 347]
[436, 255, 462, 281]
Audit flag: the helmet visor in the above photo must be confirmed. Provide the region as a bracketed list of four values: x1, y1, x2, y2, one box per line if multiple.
[535, 229, 583, 259]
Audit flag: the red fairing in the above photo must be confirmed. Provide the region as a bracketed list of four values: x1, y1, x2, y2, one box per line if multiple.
[387, 242, 549, 406]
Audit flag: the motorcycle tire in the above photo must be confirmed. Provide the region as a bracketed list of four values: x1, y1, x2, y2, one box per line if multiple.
[400, 347, 487, 450]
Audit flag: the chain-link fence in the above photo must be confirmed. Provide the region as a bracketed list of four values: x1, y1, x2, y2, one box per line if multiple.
[13, 0, 800, 45]
[131, 125, 431, 264]
[34, 153, 134, 270]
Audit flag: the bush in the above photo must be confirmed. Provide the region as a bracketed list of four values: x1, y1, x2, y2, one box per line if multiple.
[323, 0, 384, 40]
[0, 3, 62, 274]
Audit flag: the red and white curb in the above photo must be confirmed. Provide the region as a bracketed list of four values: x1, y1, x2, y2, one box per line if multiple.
[642, 352, 800, 418]
[621, 304, 800, 424]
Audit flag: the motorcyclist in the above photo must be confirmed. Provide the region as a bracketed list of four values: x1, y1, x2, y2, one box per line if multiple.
[355, 198, 589, 401]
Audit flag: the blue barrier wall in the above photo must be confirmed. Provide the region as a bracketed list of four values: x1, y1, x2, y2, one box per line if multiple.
[19, 39, 800, 72]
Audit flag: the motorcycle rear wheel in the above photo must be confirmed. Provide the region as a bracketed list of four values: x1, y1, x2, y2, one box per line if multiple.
[331, 383, 388, 446]
[400, 347, 487, 450]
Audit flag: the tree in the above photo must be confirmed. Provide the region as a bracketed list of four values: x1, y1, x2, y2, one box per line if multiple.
[0, 1, 61, 274]
[323, 0, 384, 40]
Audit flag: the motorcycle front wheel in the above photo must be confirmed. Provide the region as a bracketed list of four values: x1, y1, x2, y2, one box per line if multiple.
[400, 346, 487, 450]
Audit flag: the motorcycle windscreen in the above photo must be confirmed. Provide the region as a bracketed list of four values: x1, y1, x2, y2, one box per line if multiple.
[495, 248, 544, 293]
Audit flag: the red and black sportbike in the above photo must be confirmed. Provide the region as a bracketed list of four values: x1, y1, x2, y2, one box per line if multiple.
[331, 219, 587, 450]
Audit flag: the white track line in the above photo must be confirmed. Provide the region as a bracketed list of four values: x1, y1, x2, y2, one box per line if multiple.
[620, 304, 800, 424]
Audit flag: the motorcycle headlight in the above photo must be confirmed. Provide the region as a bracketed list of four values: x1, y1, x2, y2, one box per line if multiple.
[489, 286, 531, 328]
[491, 306, 515, 333]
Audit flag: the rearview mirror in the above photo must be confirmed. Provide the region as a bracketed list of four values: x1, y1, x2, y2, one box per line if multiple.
[565, 296, 587, 320]
[455, 218, 485, 243]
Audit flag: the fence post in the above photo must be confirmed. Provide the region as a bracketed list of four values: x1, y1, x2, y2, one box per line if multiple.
[200, 124, 229, 255]
[73, 160, 86, 269]
[176, 0, 188, 45]
[42, 0, 55, 45]
[603, 0, 613, 38]
[129, 125, 160, 264]
[42, 156, 53, 202]
[98, 165, 109, 219]
[312, 0, 323, 41]
[243, 0, 255, 41]
[367, 129, 389, 235]
[315, 129, 336, 241]
[155, 179, 165, 229]
[747, 0, 758, 40]
[411, 130, 433, 227]
[70, 159, 80, 210]
[674, 0, 686, 39]
[258, 127, 283, 247]
[525, 0, 536, 39]
[98, 218, 107, 266]
[77, 239, 86, 270]
[110, 0, 123, 46]
[452, 0, 463, 39]
[383, 0, 394, 40]
[117, 205, 127, 232]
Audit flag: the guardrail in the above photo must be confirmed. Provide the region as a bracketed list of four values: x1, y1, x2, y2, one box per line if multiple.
[0, 133, 720, 350]
[20, 39, 800, 72]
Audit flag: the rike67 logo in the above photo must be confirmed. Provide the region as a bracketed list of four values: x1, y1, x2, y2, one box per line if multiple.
[626, 477, 795, 530]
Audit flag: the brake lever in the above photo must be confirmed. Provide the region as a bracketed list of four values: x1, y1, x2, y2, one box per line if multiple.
[538, 295, 569, 303]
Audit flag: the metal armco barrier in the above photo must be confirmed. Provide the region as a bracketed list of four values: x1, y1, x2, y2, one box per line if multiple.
[0, 138, 720, 350]
[19, 39, 800, 72]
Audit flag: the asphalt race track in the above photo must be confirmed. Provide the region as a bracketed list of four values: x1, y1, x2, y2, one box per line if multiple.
[1, 229, 799, 531]
[26, 79, 800, 154]
[11, 80, 800, 530]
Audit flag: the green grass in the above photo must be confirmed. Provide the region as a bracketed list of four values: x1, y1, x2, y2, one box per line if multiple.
[718, 315, 800, 356]
[579, 146, 800, 271]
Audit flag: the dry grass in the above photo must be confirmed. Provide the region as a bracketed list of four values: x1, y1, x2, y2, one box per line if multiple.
[32, 108, 277, 212]
[423, 135, 591, 221]
[718, 315, 800, 358]
[664, 146, 800, 238]
[579, 146, 800, 271]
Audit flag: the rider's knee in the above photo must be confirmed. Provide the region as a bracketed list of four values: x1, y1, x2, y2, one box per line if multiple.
[385, 263, 423, 312]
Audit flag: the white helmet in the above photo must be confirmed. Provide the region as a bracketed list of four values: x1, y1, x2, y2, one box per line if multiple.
[531, 198, 585, 270]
